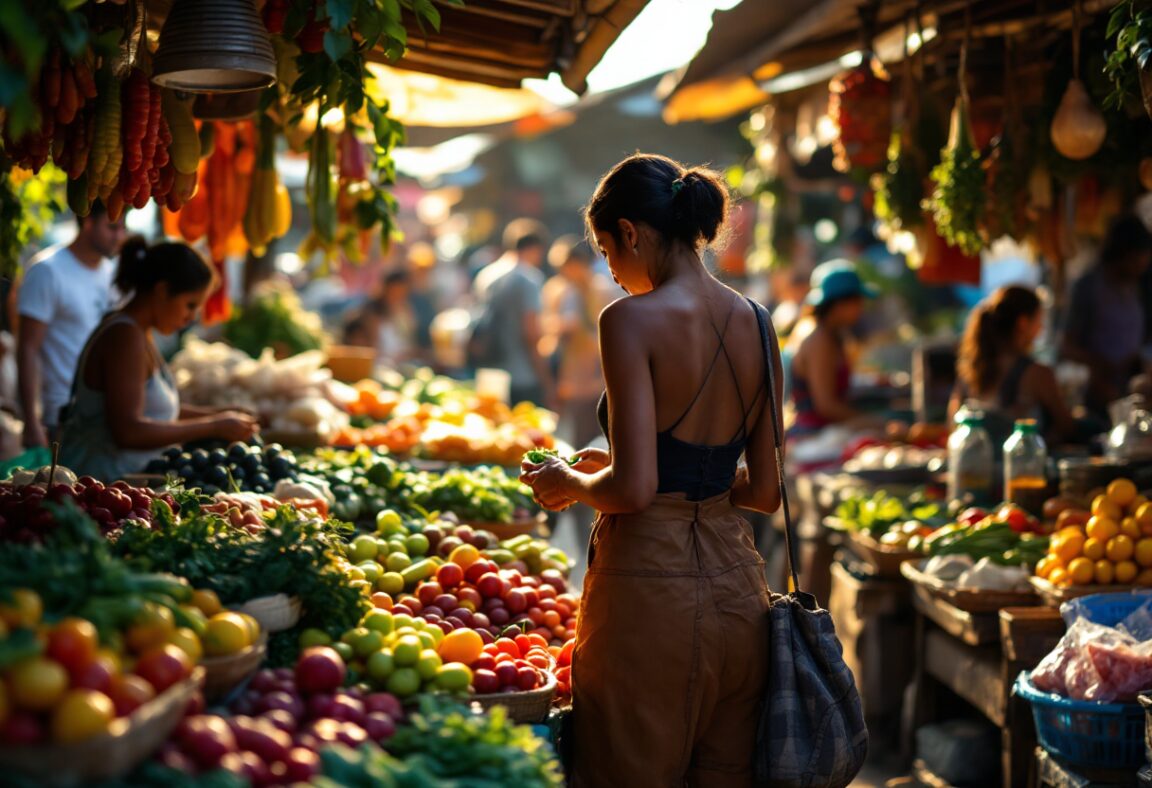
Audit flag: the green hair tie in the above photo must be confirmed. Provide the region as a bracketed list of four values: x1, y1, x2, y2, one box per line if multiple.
[670, 178, 684, 196]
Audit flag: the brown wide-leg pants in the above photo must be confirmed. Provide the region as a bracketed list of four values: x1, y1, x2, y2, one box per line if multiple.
[570, 493, 771, 787]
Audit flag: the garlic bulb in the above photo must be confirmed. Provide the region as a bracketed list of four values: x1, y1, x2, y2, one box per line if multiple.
[1050, 79, 1107, 160]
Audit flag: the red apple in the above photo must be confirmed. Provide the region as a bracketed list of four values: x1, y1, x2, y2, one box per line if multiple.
[282, 747, 320, 782]
[363, 711, 396, 741]
[416, 582, 443, 607]
[472, 669, 499, 694]
[363, 692, 403, 719]
[476, 573, 504, 599]
[256, 690, 304, 720]
[295, 647, 346, 694]
[436, 562, 464, 589]
[179, 715, 237, 769]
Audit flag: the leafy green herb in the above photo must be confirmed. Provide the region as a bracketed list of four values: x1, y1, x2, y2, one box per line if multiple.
[925, 98, 986, 256]
[1104, 0, 1152, 111]
[524, 448, 577, 465]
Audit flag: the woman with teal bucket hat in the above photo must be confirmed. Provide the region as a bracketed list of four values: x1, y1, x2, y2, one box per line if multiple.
[785, 260, 883, 467]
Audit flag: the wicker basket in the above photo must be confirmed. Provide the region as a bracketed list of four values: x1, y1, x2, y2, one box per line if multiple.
[202, 631, 268, 703]
[469, 671, 557, 723]
[901, 560, 1039, 613]
[466, 512, 548, 541]
[847, 531, 921, 578]
[0, 667, 204, 785]
[237, 594, 302, 632]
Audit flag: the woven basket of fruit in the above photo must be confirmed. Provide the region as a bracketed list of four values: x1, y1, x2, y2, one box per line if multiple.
[237, 593, 302, 633]
[1029, 577, 1143, 607]
[470, 671, 557, 724]
[0, 667, 204, 785]
[202, 631, 268, 703]
[848, 531, 922, 578]
[467, 512, 548, 541]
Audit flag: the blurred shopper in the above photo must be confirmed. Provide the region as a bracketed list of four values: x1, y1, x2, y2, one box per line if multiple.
[785, 260, 883, 466]
[950, 285, 1078, 445]
[60, 239, 257, 481]
[373, 270, 418, 368]
[470, 218, 554, 407]
[17, 204, 128, 447]
[1061, 214, 1152, 414]
[405, 242, 439, 358]
[521, 154, 782, 785]
[542, 236, 613, 447]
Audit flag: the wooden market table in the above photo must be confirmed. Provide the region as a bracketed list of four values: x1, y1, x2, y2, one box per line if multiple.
[906, 587, 1065, 788]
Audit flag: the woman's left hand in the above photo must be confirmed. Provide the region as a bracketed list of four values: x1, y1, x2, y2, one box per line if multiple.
[520, 457, 576, 511]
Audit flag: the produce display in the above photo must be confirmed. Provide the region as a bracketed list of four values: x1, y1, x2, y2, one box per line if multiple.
[1034, 478, 1152, 588]
[832, 489, 947, 540]
[222, 288, 326, 361]
[169, 339, 348, 441]
[143, 443, 300, 496]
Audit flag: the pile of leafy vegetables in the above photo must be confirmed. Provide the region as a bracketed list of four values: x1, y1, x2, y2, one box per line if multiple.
[403, 466, 535, 525]
[833, 490, 947, 536]
[316, 698, 563, 788]
[110, 498, 367, 638]
[223, 287, 326, 359]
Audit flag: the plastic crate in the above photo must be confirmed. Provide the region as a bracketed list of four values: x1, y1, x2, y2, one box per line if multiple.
[1015, 673, 1147, 770]
[1061, 590, 1152, 626]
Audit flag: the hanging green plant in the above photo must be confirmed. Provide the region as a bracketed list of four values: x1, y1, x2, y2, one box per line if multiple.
[925, 97, 986, 256]
[0, 160, 66, 278]
[1104, 0, 1152, 116]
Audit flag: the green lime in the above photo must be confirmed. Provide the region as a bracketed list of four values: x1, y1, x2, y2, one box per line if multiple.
[415, 649, 442, 681]
[351, 629, 385, 659]
[332, 641, 355, 663]
[385, 666, 422, 697]
[349, 534, 379, 563]
[362, 610, 394, 636]
[392, 634, 422, 667]
[435, 662, 473, 692]
[357, 561, 383, 584]
[404, 534, 430, 557]
[366, 649, 395, 683]
[298, 627, 332, 648]
[391, 614, 415, 632]
[385, 553, 412, 573]
[376, 572, 405, 595]
[417, 630, 437, 650]
[376, 509, 405, 535]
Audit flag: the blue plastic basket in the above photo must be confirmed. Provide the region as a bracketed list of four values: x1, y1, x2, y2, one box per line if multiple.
[1062, 591, 1152, 627]
[1015, 672, 1147, 770]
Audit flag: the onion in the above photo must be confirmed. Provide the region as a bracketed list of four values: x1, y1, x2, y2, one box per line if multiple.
[1050, 79, 1107, 160]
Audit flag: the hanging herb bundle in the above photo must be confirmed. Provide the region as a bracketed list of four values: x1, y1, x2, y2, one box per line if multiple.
[980, 39, 1031, 243]
[926, 96, 986, 256]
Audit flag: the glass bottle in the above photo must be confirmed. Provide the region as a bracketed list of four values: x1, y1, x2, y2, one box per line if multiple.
[947, 413, 994, 506]
[1004, 419, 1048, 515]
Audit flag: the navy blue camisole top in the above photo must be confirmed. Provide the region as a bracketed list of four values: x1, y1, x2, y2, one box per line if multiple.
[596, 297, 769, 502]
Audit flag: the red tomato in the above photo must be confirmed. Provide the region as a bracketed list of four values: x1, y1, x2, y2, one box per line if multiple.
[47, 618, 99, 675]
[134, 644, 192, 693]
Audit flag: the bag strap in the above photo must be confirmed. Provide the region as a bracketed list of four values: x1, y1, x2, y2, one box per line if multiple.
[747, 297, 802, 596]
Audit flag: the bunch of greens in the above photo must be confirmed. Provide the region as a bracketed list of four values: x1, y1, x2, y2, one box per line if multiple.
[222, 287, 326, 359]
[523, 448, 577, 465]
[925, 98, 986, 256]
[403, 466, 535, 524]
[111, 499, 367, 637]
[923, 521, 1049, 565]
[1104, 0, 1152, 112]
[834, 490, 946, 536]
[316, 698, 563, 787]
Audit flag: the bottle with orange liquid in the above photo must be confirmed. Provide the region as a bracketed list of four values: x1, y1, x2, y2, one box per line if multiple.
[1003, 419, 1048, 516]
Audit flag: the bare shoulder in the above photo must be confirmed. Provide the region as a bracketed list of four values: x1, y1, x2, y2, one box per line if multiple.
[94, 320, 147, 355]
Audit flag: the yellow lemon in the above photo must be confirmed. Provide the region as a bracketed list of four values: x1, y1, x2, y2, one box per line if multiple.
[1082, 537, 1106, 562]
[1067, 557, 1095, 586]
[1107, 478, 1138, 508]
[1115, 560, 1139, 585]
[1086, 516, 1119, 543]
[1094, 560, 1115, 585]
[203, 613, 252, 657]
[1107, 535, 1135, 563]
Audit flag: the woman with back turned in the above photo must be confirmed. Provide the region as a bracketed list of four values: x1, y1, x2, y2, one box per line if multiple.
[521, 153, 783, 786]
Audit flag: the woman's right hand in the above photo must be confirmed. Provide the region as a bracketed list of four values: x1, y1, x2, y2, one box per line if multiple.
[213, 411, 260, 442]
[570, 447, 609, 473]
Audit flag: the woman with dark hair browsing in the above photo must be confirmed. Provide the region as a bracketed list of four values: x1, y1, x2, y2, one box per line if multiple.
[60, 238, 258, 480]
[949, 285, 1077, 446]
[520, 153, 782, 785]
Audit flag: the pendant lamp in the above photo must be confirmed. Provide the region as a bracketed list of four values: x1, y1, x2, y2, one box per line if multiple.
[152, 0, 277, 93]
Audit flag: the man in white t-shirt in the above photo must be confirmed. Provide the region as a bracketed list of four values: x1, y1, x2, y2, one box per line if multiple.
[17, 205, 127, 447]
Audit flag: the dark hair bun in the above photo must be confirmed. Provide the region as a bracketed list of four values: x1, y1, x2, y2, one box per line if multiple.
[115, 236, 150, 293]
[586, 153, 730, 252]
[115, 240, 215, 297]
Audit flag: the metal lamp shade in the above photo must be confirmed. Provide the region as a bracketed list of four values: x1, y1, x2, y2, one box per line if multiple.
[152, 0, 277, 94]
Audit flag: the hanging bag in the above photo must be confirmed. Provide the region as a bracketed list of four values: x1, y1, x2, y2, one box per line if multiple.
[748, 298, 868, 788]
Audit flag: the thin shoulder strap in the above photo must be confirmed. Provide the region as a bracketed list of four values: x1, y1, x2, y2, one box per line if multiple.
[999, 356, 1033, 410]
[665, 295, 739, 434]
[747, 297, 802, 597]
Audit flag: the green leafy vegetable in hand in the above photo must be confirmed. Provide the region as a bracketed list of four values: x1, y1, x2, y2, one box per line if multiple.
[524, 448, 577, 465]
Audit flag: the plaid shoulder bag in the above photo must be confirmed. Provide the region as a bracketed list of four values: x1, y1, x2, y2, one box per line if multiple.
[748, 298, 868, 788]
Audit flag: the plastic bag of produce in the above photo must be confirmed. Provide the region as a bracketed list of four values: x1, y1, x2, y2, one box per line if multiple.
[1031, 615, 1152, 702]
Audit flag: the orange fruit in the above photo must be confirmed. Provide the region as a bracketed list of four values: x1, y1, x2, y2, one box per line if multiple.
[126, 603, 176, 654]
[1092, 495, 1123, 522]
[1107, 478, 1138, 508]
[1035, 555, 1059, 579]
[9, 657, 68, 711]
[1049, 567, 1070, 587]
[1136, 502, 1152, 528]
[1082, 537, 1106, 562]
[1131, 494, 1150, 514]
[1053, 531, 1085, 563]
[202, 613, 251, 657]
[1121, 517, 1143, 540]
[1136, 538, 1152, 568]
[437, 628, 484, 666]
[190, 590, 223, 618]
[1086, 516, 1119, 543]
[1137, 568, 1152, 586]
[1107, 535, 1135, 563]
[236, 613, 261, 643]
[51, 689, 114, 743]
[448, 544, 480, 570]
[1094, 560, 1115, 585]
[1116, 560, 1139, 584]
[1067, 557, 1095, 585]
